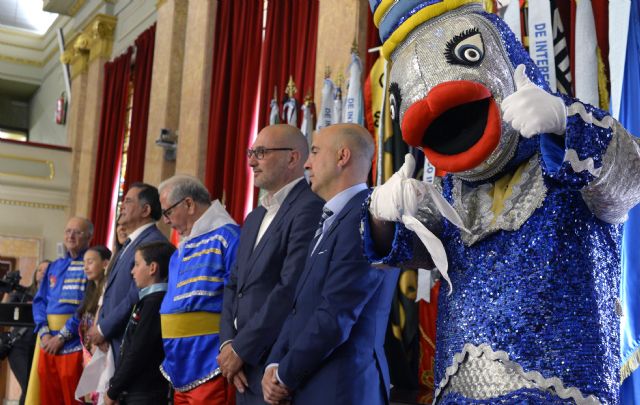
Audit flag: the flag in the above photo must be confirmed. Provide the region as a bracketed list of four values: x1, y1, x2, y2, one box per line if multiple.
[502, 0, 522, 43]
[300, 98, 315, 144]
[619, 1, 640, 403]
[332, 84, 343, 125]
[573, 0, 599, 106]
[551, 0, 572, 96]
[342, 52, 364, 125]
[316, 77, 334, 131]
[527, 0, 556, 91]
[269, 97, 280, 125]
[364, 55, 388, 184]
[282, 96, 298, 127]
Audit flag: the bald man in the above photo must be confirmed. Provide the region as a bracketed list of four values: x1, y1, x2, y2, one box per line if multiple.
[219, 124, 324, 404]
[262, 124, 400, 405]
[32, 217, 93, 405]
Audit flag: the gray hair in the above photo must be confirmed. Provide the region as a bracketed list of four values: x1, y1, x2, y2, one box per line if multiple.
[72, 216, 94, 238]
[158, 174, 211, 206]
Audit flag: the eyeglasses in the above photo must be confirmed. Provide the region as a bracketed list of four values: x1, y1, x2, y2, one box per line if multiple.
[162, 197, 186, 219]
[64, 229, 85, 237]
[246, 147, 293, 160]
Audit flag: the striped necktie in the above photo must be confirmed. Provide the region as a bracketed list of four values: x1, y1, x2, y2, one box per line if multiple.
[313, 207, 334, 241]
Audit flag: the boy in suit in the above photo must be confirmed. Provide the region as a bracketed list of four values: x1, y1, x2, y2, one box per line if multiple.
[105, 241, 175, 405]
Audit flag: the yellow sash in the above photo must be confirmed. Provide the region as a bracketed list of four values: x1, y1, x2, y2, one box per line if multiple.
[47, 314, 72, 331]
[161, 312, 220, 339]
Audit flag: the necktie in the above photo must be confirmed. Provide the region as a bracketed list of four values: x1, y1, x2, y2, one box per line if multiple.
[106, 238, 131, 278]
[313, 207, 334, 241]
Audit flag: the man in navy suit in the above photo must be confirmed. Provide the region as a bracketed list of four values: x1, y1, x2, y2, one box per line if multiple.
[262, 124, 400, 405]
[87, 182, 167, 364]
[218, 124, 324, 404]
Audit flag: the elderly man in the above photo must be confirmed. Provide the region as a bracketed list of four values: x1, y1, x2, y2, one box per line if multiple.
[87, 183, 167, 364]
[31, 217, 92, 405]
[262, 124, 399, 405]
[158, 174, 240, 405]
[218, 124, 323, 404]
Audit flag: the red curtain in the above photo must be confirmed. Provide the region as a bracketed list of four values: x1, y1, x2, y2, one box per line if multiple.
[257, 0, 319, 129]
[204, 0, 264, 224]
[90, 48, 133, 246]
[125, 24, 156, 187]
[365, 7, 382, 77]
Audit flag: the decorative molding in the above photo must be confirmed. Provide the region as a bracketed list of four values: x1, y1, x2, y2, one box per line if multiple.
[0, 27, 41, 39]
[0, 54, 43, 67]
[0, 154, 55, 180]
[69, 0, 87, 16]
[65, 14, 117, 78]
[0, 198, 67, 210]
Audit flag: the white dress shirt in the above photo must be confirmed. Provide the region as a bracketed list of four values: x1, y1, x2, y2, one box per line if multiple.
[255, 177, 305, 247]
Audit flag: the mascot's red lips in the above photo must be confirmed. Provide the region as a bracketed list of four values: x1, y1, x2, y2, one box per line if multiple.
[401, 80, 501, 174]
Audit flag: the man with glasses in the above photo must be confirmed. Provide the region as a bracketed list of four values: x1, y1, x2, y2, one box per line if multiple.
[31, 217, 92, 404]
[87, 183, 167, 365]
[219, 124, 323, 404]
[158, 174, 240, 405]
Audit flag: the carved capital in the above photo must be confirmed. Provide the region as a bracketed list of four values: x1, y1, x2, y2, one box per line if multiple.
[87, 14, 117, 62]
[64, 14, 117, 78]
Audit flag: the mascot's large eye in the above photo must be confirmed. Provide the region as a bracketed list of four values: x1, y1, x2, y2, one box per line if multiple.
[389, 82, 402, 123]
[445, 28, 485, 66]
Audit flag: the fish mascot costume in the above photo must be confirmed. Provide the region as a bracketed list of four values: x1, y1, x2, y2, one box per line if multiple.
[363, 1, 640, 403]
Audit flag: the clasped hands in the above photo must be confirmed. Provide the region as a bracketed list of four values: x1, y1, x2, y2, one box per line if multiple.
[217, 343, 250, 394]
[261, 366, 291, 405]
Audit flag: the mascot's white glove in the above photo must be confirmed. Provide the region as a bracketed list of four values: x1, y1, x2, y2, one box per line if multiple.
[369, 154, 469, 294]
[501, 64, 567, 138]
[369, 153, 425, 221]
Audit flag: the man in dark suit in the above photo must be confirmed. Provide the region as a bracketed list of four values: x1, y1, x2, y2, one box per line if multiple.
[262, 124, 400, 405]
[219, 124, 324, 404]
[87, 182, 167, 364]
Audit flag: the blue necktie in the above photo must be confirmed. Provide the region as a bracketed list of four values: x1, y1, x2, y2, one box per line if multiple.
[313, 207, 333, 243]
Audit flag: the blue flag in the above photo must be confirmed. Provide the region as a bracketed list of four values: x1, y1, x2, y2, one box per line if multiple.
[620, 1, 640, 404]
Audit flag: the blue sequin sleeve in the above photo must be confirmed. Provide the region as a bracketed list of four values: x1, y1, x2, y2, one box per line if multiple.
[539, 96, 640, 223]
[361, 193, 414, 267]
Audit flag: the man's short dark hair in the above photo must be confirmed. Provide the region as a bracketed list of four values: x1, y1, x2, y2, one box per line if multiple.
[136, 241, 175, 281]
[129, 182, 162, 221]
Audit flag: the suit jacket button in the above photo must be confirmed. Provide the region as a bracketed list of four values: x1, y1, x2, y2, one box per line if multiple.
[238, 292, 243, 298]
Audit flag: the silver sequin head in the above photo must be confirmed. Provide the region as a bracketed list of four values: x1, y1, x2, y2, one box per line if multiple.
[389, 5, 519, 181]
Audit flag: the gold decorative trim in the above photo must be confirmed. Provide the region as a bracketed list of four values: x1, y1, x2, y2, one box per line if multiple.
[0, 54, 43, 67]
[621, 347, 640, 383]
[0, 40, 43, 52]
[65, 14, 117, 78]
[0, 199, 66, 210]
[156, 0, 167, 9]
[0, 27, 41, 39]
[69, 0, 87, 16]
[0, 153, 55, 180]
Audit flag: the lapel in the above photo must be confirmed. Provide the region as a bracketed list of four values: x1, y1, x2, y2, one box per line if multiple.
[294, 189, 368, 300]
[105, 224, 156, 291]
[240, 181, 307, 288]
[236, 206, 266, 288]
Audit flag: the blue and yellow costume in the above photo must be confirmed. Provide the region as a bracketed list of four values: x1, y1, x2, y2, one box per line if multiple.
[160, 202, 240, 392]
[33, 252, 87, 349]
[28, 251, 87, 404]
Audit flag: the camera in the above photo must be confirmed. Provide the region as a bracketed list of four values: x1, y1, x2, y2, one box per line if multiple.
[0, 328, 27, 360]
[0, 271, 33, 360]
[0, 271, 27, 296]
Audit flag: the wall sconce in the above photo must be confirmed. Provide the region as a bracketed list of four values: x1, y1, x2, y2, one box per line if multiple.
[156, 128, 178, 161]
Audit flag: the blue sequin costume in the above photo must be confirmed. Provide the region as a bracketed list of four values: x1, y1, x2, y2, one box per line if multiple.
[159, 202, 240, 391]
[362, 6, 640, 405]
